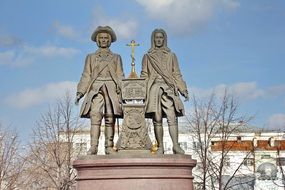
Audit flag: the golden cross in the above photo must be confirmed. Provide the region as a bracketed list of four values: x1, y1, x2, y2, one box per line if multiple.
[126, 40, 140, 63]
[126, 40, 140, 79]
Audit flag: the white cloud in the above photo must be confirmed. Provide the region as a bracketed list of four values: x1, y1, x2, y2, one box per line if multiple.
[265, 84, 285, 108]
[226, 82, 264, 100]
[266, 84, 285, 97]
[24, 45, 79, 58]
[103, 20, 138, 40]
[267, 114, 285, 130]
[50, 7, 139, 42]
[91, 8, 139, 40]
[52, 21, 79, 39]
[5, 81, 77, 109]
[136, 0, 240, 35]
[0, 51, 15, 65]
[0, 35, 22, 47]
[0, 50, 35, 66]
[0, 45, 79, 67]
[221, 0, 240, 10]
[190, 82, 264, 102]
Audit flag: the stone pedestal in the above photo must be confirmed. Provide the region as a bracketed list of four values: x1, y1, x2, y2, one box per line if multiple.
[73, 154, 196, 190]
[116, 78, 152, 153]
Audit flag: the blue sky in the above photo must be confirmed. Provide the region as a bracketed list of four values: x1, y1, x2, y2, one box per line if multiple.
[0, 0, 285, 140]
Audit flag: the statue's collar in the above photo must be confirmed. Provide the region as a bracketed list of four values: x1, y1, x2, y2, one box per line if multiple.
[95, 48, 112, 56]
[149, 49, 168, 55]
[148, 47, 169, 54]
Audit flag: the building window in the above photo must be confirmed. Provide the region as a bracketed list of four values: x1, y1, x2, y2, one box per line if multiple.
[193, 141, 202, 149]
[268, 137, 275, 147]
[224, 156, 230, 166]
[180, 142, 187, 150]
[261, 155, 271, 159]
[243, 158, 254, 166]
[193, 142, 197, 149]
[276, 157, 285, 166]
[237, 136, 242, 142]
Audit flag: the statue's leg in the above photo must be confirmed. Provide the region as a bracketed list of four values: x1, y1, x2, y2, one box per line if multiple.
[88, 94, 104, 155]
[102, 85, 115, 155]
[152, 87, 164, 154]
[169, 121, 185, 154]
[87, 123, 101, 155]
[161, 94, 185, 154]
[104, 114, 115, 154]
[153, 113, 164, 154]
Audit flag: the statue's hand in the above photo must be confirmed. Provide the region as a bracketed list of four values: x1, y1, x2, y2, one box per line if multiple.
[181, 90, 189, 102]
[184, 94, 189, 102]
[75, 92, 83, 105]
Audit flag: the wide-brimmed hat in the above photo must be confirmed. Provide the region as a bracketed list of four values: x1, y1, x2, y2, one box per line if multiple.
[91, 26, 117, 42]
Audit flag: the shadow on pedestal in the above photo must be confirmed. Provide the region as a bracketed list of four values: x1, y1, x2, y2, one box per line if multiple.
[73, 154, 196, 190]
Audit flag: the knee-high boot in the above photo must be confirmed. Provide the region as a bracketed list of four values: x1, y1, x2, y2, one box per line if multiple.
[87, 124, 101, 155]
[154, 124, 164, 154]
[169, 124, 185, 154]
[105, 115, 115, 154]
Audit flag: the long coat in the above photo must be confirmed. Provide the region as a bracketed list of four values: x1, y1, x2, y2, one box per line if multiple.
[77, 49, 124, 118]
[140, 50, 187, 118]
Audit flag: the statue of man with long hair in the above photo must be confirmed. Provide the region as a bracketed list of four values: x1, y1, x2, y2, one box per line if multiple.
[141, 28, 189, 154]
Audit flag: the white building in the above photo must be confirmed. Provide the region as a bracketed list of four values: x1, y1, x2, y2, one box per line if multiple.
[208, 131, 285, 190]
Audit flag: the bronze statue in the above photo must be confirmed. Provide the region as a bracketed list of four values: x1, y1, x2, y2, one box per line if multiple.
[141, 28, 189, 154]
[75, 26, 124, 155]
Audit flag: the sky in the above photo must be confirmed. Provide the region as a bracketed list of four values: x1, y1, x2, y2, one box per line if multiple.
[0, 0, 285, 141]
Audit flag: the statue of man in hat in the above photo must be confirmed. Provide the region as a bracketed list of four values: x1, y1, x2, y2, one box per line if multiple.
[75, 26, 124, 155]
[140, 28, 189, 154]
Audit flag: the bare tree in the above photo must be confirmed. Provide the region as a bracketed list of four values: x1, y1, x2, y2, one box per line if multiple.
[275, 138, 285, 189]
[187, 90, 254, 190]
[0, 124, 25, 190]
[26, 93, 83, 190]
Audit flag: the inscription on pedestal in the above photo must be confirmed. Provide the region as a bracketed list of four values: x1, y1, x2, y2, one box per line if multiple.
[122, 78, 146, 100]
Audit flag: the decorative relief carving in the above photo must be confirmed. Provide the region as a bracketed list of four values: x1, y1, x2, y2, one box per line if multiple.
[116, 78, 152, 152]
[125, 109, 143, 130]
[117, 106, 151, 150]
[122, 79, 146, 100]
